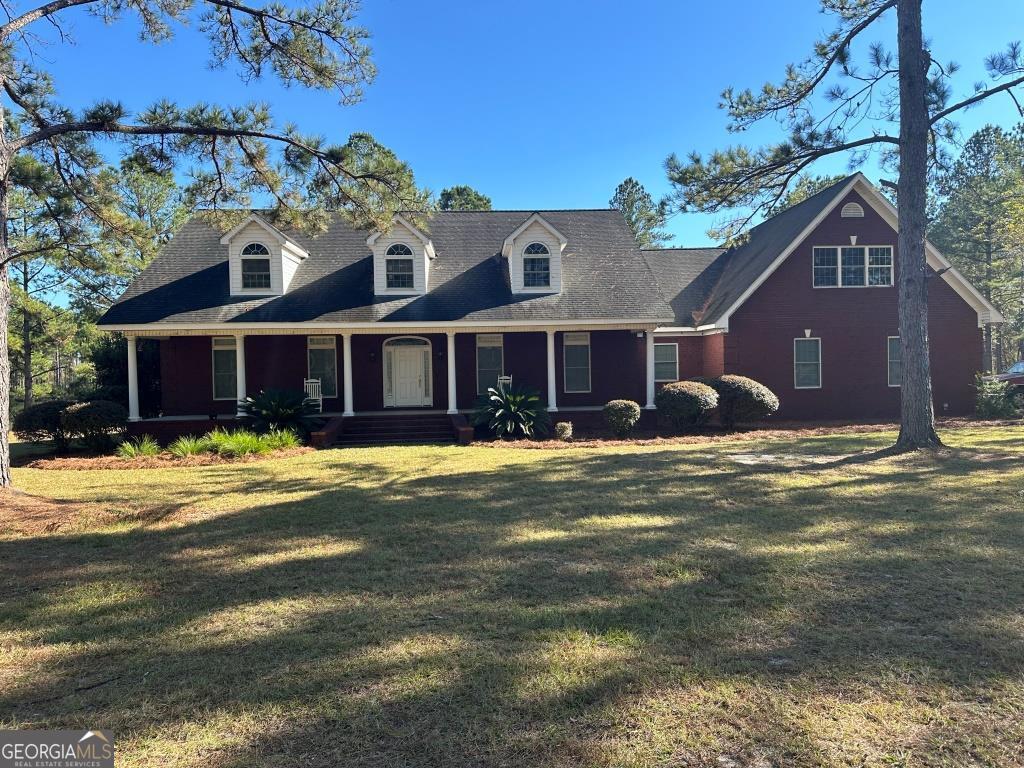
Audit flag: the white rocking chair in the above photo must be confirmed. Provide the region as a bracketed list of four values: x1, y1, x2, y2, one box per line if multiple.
[304, 378, 323, 413]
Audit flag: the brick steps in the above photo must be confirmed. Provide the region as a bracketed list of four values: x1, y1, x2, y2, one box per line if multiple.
[332, 413, 456, 446]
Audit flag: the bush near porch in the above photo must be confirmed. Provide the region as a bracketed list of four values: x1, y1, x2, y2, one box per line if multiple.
[2, 424, 1023, 767]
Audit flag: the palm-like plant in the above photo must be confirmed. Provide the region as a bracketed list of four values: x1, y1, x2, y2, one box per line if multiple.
[473, 385, 551, 440]
[239, 389, 322, 435]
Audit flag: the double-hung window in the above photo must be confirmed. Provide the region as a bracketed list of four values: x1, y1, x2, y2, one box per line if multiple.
[813, 246, 893, 287]
[476, 334, 504, 394]
[308, 336, 338, 398]
[523, 242, 551, 287]
[794, 337, 822, 389]
[240, 243, 272, 290]
[563, 332, 591, 393]
[654, 342, 679, 382]
[212, 337, 237, 400]
[385, 243, 415, 290]
[887, 336, 902, 388]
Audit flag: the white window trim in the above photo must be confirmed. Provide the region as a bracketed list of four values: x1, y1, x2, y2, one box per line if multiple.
[812, 245, 893, 288]
[240, 256, 273, 292]
[384, 256, 416, 291]
[563, 332, 591, 394]
[523, 243, 552, 289]
[307, 336, 338, 398]
[887, 336, 902, 388]
[385, 242, 414, 257]
[211, 336, 237, 401]
[654, 342, 679, 382]
[793, 337, 822, 390]
[476, 334, 504, 395]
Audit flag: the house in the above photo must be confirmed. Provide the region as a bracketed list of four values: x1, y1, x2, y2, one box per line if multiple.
[98, 173, 1002, 441]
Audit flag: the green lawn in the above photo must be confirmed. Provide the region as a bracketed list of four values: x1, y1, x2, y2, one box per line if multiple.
[2, 426, 1023, 767]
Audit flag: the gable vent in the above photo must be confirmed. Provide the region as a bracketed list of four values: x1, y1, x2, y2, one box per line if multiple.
[841, 202, 865, 218]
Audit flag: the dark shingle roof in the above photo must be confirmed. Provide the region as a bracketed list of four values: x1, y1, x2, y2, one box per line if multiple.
[99, 209, 675, 326]
[641, 248, 729, 327]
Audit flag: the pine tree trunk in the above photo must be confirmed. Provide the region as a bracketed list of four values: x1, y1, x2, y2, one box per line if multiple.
[982, 226, 994, 373]
[22, 261, 32, 408]
[894, 0, 941, 451]
[0, 185, 10, 488]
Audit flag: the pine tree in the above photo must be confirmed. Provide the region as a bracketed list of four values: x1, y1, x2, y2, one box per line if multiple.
[439, 186, 492, 211]
[609, 178, 673, 248]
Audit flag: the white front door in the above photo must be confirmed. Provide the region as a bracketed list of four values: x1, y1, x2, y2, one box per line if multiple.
[385, 339, 431, 407]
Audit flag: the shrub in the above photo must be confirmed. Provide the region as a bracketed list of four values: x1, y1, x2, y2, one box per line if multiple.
[655, 381, 718, 432]
[239, 389, 322, 434]
[704, 374, 780, 429]
[116, 435, 161, 458]
[204, 428, 273, 457]
[168, 435, 211, 458]
[975, 375, 1021, 419]
[60, 400, 128, 451]
[603, 400, 642, 438]
[554, 421, 574, 442]
[12, 399, 74, 447]
[264, 429, 301, 450]
[473, 385, 551, 439]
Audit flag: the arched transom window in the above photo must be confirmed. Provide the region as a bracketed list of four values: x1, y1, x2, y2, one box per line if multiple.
[384, 243, 415, 289]
[523, 242, 550, 287]
[240, 242, 271, 289]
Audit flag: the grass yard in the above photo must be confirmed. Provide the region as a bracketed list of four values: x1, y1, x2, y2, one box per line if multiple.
[2, 425, 1024, 767]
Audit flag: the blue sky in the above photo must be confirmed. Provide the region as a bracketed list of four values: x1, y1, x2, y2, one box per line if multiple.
[42, 0, 1024, 246]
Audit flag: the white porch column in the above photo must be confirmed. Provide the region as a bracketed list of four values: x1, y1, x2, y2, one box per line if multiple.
[645, 330, 656, 409]
[546, 329, 558, 412]
[126, 334, 140, 422]
[446, 331, 457, 414]
[234, 333, 247, 416]
[342, 332, 354, 417]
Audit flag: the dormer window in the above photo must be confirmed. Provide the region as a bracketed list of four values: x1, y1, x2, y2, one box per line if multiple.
[385, 243, 415, 289]
[523, 242, 551, 287]
[240, 243, 272, 290]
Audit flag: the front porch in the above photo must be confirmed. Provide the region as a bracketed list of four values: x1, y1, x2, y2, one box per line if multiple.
[123, 325, 666, 440]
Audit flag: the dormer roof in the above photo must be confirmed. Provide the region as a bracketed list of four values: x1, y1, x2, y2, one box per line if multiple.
[218, 213, 308, 259]
[501, 213, 567, 258]
[367, 214, 436, 260]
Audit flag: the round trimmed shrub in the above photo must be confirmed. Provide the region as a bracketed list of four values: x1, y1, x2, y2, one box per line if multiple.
[60, 400, 128, 451]
[706, 375, 780, 429]
[554, 421, 574, 442]
[603, 399, 642, 438]
[655, 381, 718, 432]
[12, 400, 74, 447]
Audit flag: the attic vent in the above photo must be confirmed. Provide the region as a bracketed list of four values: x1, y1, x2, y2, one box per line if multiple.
[841, 202, 865, 218]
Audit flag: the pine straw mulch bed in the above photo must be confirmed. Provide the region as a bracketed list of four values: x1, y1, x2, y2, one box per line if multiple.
[478, 416, 1024, 449]
[24, 446, 313, 471]
[0, 488, 98, 535]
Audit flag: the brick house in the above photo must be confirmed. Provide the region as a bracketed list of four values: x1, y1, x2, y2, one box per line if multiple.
[98, 173, 1001, 441]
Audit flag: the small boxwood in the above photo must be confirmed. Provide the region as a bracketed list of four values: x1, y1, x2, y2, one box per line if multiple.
[554, 421, 574, 442]
[655, 381, 718, 432]
[603, 400, 642, 438]
[12, 399, 74, 447]
[60, 400, 128, 451]
[704, 374, 780, 429]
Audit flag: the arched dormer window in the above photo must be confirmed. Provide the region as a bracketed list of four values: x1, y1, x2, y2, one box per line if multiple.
[240, 242, 272, 289]
[385, 243, 415, 289]
[523, 242, 550, 287]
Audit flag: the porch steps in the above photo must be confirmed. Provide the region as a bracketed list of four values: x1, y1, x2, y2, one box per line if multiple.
[333, 413, 457, 446]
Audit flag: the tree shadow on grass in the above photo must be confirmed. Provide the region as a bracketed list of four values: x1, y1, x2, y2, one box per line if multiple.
[2, 443, 1024, 766]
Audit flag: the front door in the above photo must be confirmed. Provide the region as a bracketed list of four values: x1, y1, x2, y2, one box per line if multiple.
[384, 338, 432, 407]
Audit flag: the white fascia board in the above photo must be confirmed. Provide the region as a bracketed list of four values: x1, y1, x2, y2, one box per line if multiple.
[219, 214, 289, 247]
[653, 325, 727, 336]
[99, 317, 675, 334]
[366, 214, 434, 258]
[501, 213, 569, 257]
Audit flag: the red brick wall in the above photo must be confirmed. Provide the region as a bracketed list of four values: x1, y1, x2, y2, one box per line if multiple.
[721, 190, 983, 420]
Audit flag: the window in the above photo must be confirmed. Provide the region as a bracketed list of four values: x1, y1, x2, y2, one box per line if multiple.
[523, 242, 551, 287]
[813, 245, 893, 287]
[563, 332, 591, 393]
[868, 247, 893, 286]
[813, 247, 839, 287]
[654, 342, 679, 382]
[212, 337, 237, 400]
[841, 202, 865, 218]
[240, 243, 272, 290]
[841, 247, 866, 286]
[386, 243, 413, 256]
[308, 336, 338, 398]
[476, 334, 504, 394]
[794, 337, 821, 389]
[385, 257, 414, 289]
[887, 336, 902, 388]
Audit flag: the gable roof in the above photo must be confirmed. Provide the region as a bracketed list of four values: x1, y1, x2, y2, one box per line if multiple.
[99, 209, 674, 328]
[218, 214, 307, 257]
[641, 247, 729, 328]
